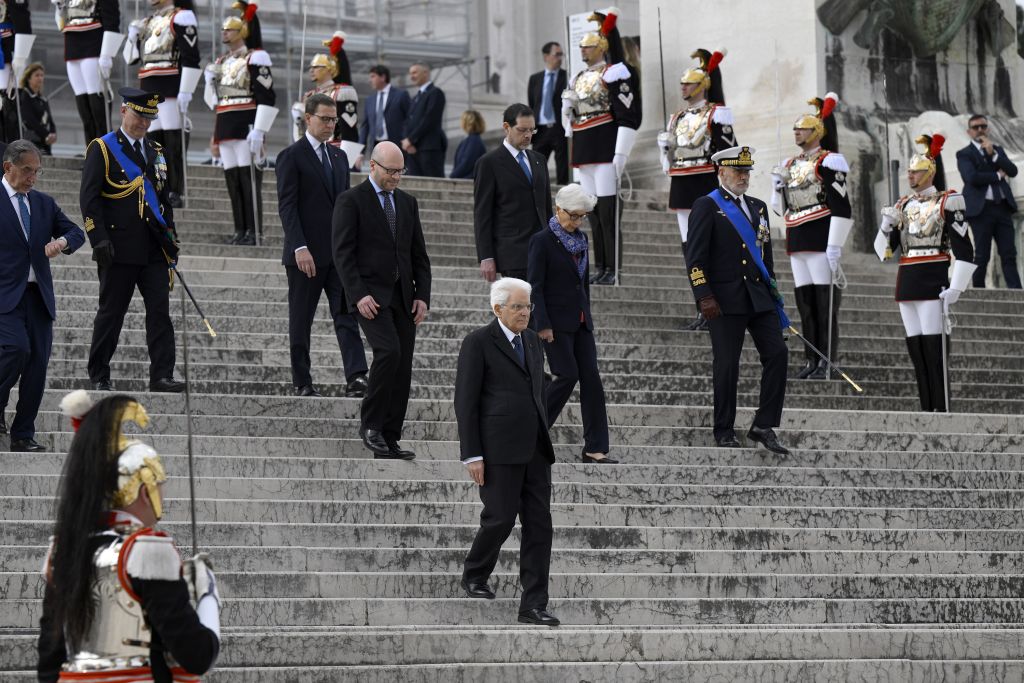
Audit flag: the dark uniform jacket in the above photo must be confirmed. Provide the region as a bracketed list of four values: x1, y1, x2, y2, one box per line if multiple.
[80, 130, 179, 265]
[955, 142, 1019, 217]
[781, 149, 852, 254]
[687, 191, 778, 315]
[569, 62, 642, 166]
[126, 7, 202, 97]
[62, 0, 120, 60]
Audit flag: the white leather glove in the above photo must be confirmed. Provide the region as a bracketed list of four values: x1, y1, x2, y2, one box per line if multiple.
[656, 131, 671, 151]
[177, 91, 192, 113]
[247, 128, 265, 156]
[203, 65, 217, 110]
[8, 60, 25, 96]
[825, 245, 841, 272]
[98, 55, 113, 80]
[938, 288, 961, 306]
[880, 206, 899, 234]
[770, 171, 785, 193]
[613, 153, 627, 178]
[127, 23, 140, 43]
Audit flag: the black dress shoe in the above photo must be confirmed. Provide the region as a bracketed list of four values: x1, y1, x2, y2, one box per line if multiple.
[385, 439, 416, 460]
[684, 312, 706, 331]
[150, 378, 186, 393]
[295, 385, 322, 397]
[11, 438, 45, 452]
[806, 359, 829, 380]
[0, 414, 6, 435]
[92, 380, 112, 391]
[167, 192, 183, 208]
[362, 428, 393, 456]
[747, 426, 790, 456]
[518, 608, 560, 627]
[795, 359, 817, 379]
[344, 375, 369, 398]
[581, 450, 618, 464]
[596, 270, 617, 285]
[715, 434, 741, 448]
[237, 231, 256, 246]
[228, 231, 244, 245]
[460, 578, 495, 600]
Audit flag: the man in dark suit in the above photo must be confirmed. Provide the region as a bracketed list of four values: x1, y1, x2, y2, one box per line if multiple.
[0, 140, 85, 450]
[687, 146, 789, 455]
[456, 277, 559, 627]
[81, 88, 185, 394]
[356, 64, 412, 168]
[332, 141, 431, 459]
[955, 114, 1021, 289]
[277, 93, 368, 398]
[527, 42, 568, 185]
[401, 62, 446, 178]
[473, 103, 552, 282]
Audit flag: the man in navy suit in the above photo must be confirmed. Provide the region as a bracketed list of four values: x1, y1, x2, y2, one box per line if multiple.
[277, 93, 369, 398]
[955, 114, 1021, 289]
[356, 64, 411, 167]
[527, 42, 569, 185]
[401, 62, 447, 178]
[0, 140, 84, 450]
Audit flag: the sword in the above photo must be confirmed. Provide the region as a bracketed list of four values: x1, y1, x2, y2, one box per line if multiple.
[247, 124, 262, 247]
[656, 7, 667, 128]
[940, 288, 952, 412]
[170, 262, 216, 337]
[180, 120, 189, 208]
[826, 269, 835, 381]
[177, 282, 200, 554]
[787, 325, 863, 393]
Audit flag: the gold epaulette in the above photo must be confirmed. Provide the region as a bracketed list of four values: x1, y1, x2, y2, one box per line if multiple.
[91, 138, 146, 219]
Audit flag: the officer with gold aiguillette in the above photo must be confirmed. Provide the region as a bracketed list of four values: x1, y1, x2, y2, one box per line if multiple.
[80, 87, 185, 394]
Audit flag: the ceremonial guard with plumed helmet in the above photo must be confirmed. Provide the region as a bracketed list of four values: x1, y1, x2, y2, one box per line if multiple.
[874, 133, 975, 412]
[561, 6, 641, 285]
[0, 0, 33, 142]
[291, 30, 360, 164]
[770, 93, 853, 379]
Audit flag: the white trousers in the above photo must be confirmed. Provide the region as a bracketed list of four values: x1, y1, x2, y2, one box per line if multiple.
[219, 139, 251, 169]
[149, 99, 182, 132]
[790, 252, 832, 287]
[577, 162, 617, 197]
[0, 68, 9, 90]
[899, 300, 943, 336]
[676, 209, 690, 242]
[67, 58, 102, 95]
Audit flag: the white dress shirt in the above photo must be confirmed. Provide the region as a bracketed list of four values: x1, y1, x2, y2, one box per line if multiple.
[120, 128, 145, 163]
[972, 140, 999, 201]
[463, 318, 522, 466]
[4, 177, 36, 282]
[374, 84, 392, 140]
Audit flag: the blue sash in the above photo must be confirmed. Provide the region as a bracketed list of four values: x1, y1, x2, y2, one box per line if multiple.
[0, 25, 9, 69]
[101, 132, 167, 228]
[708, 188, 791, 329]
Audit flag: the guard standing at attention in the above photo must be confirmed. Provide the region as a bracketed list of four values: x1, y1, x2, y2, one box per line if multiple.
[291, 31, 359, 162]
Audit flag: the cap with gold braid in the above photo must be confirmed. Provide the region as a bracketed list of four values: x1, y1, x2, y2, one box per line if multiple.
[119, 87, 164, 120]
[712, 145, 755, 168]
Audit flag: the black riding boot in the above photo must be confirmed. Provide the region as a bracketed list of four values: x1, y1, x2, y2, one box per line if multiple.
[808, 284, 841, 379]
[905, 335, 931, 411]
[793, 286, 818, 378]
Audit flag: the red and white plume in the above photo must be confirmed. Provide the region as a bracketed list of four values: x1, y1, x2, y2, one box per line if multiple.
[929, 133, 946, 159]
[328, 30, 346, 56]
[242, 1, 258, 22]
[59, 390, 94, 432]
[600, 6, 619, 35]
[821, 92, 839, 119]
[707, 48, 727, 74]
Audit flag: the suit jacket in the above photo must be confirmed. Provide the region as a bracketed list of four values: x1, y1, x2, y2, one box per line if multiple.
[956, 143, 1019, 217]
[527, 68, 567, 130]
[528, 228, 592, 333]
[687, 192, 778, 316]
[80, 130, 178, 265]
[473, 146, 552, 271]
[358, 86, 412, 149]
[276, 137, 351, 267]
[450, 134, 486, 179]
[0, 187, 84, 319]
[454, 319, 555, 465]
[332, 179, 432, 313]
[404, 83, 446, 152]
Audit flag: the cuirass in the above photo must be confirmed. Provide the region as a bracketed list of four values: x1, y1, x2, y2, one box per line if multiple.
[783, 156, 825, 211]
[572, 68, 609, 119]
[900, 195, 946, 250]
[141, 11, 176, 67]
[0, 2, 8, 24]
[216, 52, 251, 101]
[66, 0, 98, 26]
[671, 106, 712, 165]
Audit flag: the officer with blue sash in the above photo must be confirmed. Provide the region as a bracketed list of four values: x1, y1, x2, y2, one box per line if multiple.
[81, 87, 185, 393]
[686, 145, 790, 455]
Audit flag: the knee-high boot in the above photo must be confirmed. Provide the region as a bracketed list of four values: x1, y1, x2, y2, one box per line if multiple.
[160, 128, 184, 204]
[905, 335, 931, 411]
[808, 284, 841, 379]
[793, 285, 818, 378]
[224, 167, 246, 244]
[595, 195, 618, 283]
[88, 93, 108, 138]
[588, 200, 607, 282]
[75, 95, 95, 146]
[236, 165, 260, 245]
[921, 334, 948, 412]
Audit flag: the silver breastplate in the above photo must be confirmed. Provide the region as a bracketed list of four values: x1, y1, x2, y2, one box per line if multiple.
[900, 194, 947, 251]
[671, 106, 712, 166]
[782, 156, 826, 212]
[572, 68, 609, 122]
[141, 11, 176, 69]
[65, 0, 99, 27]
[0, 2, 8, 24]
[63, 534, 152, 673]
[215, 52, 252, 103]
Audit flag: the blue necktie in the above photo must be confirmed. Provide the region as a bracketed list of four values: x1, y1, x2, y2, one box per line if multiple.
[517, 151, 533, 184]
[512, 335, 525, 367]
[320, 144, 334, 188]
[376, 91, 385, 139]
[541, 71, 555, 123]
[16, 193, 31, 241]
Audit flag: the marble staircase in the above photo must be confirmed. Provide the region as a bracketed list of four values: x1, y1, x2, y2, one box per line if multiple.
[0, 157, 1022, 681]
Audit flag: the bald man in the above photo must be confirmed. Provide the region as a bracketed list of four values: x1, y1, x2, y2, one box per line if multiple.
[332, 141, 432, 459]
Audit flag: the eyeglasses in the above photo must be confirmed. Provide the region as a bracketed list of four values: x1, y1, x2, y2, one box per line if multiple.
[372, 160, 407, 176]
[311, 113, 339, 124]
[15, 165, 42, 177]
[503, 303, 534, 312]
[559, 208, 588, 221]
[970, 123, 988, 131]
[512, 126, 537, 135]
[552, 52, 564, 58]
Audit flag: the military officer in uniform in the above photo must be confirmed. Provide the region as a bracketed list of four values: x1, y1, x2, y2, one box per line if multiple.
[561, 6, 641, 285]
[123, 0, 202, 208]
[53, 0, 122, 145]
[874, 133, 975, 412]
[0, 0, 33, 142]
[687, 146, 790, 455]
[204, 0, 277, 246]
[290, 31, 360, 166]
[658, 47, 735, 331]
[770, 93, 853, 379]
[37, 390, 220, 682]
[81, 87, 185, 393]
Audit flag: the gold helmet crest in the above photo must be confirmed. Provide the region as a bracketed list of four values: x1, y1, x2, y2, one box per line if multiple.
[680, 48, 726, 103]
[909, 132, 946, 178]
[309, 53, 339, 78]
[793, 92, 838, 144]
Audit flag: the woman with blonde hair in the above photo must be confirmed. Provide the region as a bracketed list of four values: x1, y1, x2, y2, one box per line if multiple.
[450, 109, 486, 178]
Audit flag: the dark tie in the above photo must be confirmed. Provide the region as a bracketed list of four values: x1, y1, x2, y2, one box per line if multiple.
[376, 91, 386, 139]
[512, 335, 525, 367]
[16, 193, 31, 241]
[133, 140, 145, 166]
[992, 180, 1004, 204]
[380, 190, 397, 240]
[320, 144, 334, 188]
[541, 71, 555, 123]
[517, 151, 533, 184]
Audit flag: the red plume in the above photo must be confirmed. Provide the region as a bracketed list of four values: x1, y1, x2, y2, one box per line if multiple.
[929, 133, 945, 159]
[707, 48, 726, 74]
[243, 2, 258, 22]
[329, 36, 343, 56]
[71, 417, 83, 432]
[821, 92, 838, 119]
[600, 8, 619, 36]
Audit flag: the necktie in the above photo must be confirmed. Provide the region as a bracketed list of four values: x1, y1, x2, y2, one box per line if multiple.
[380, 190, 397, 240]
[133, 140, 145, 166]
[734, 195, 752, 223]
[517, 151, 533, 184]
[320, 144, 334, 188]
[512, 335, 525, 367]
[16, 193, 31, 241]
[541, 71, 555, 123]
[376, 91, 386, 138]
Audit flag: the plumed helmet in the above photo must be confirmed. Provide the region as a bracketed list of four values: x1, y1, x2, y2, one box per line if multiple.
[680, 48, 726, 104]
[794, 92, 839, 150]
[909, 132, 947, 190]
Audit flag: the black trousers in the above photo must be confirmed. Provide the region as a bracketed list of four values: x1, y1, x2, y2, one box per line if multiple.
[970, 202, 1022, 288]
[499, 269, 527, 280]
[543, 323, 609, 453]
[708, 310, 788, 440]
[532, 124, 569, 185]
[356, 282, 416, 439]
[88, 262, 175, 384]
[286, 263, 367, 387]
[407, 148, 444, 178]
[0, 284, 52, 440]
[463, 448, 553, 611]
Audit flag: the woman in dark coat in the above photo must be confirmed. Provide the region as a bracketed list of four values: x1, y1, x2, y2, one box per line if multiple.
[528, 183, 617, 463]
[18, 63, 57, 154]
[449, 109, 486, 179]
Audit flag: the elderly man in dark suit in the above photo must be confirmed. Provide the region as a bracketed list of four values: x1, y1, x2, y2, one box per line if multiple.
[456, 277, 558, 627]
[332, 141, 432, 460]
[955, 114, 1021, 289]
[0, 140, 84, 450]
[401, 62, 446, 178]
[527, 42, 568, 185]
[356, 64, 412, 169]
[473, 103, 552, 282]
[277, 93, 369, 398]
